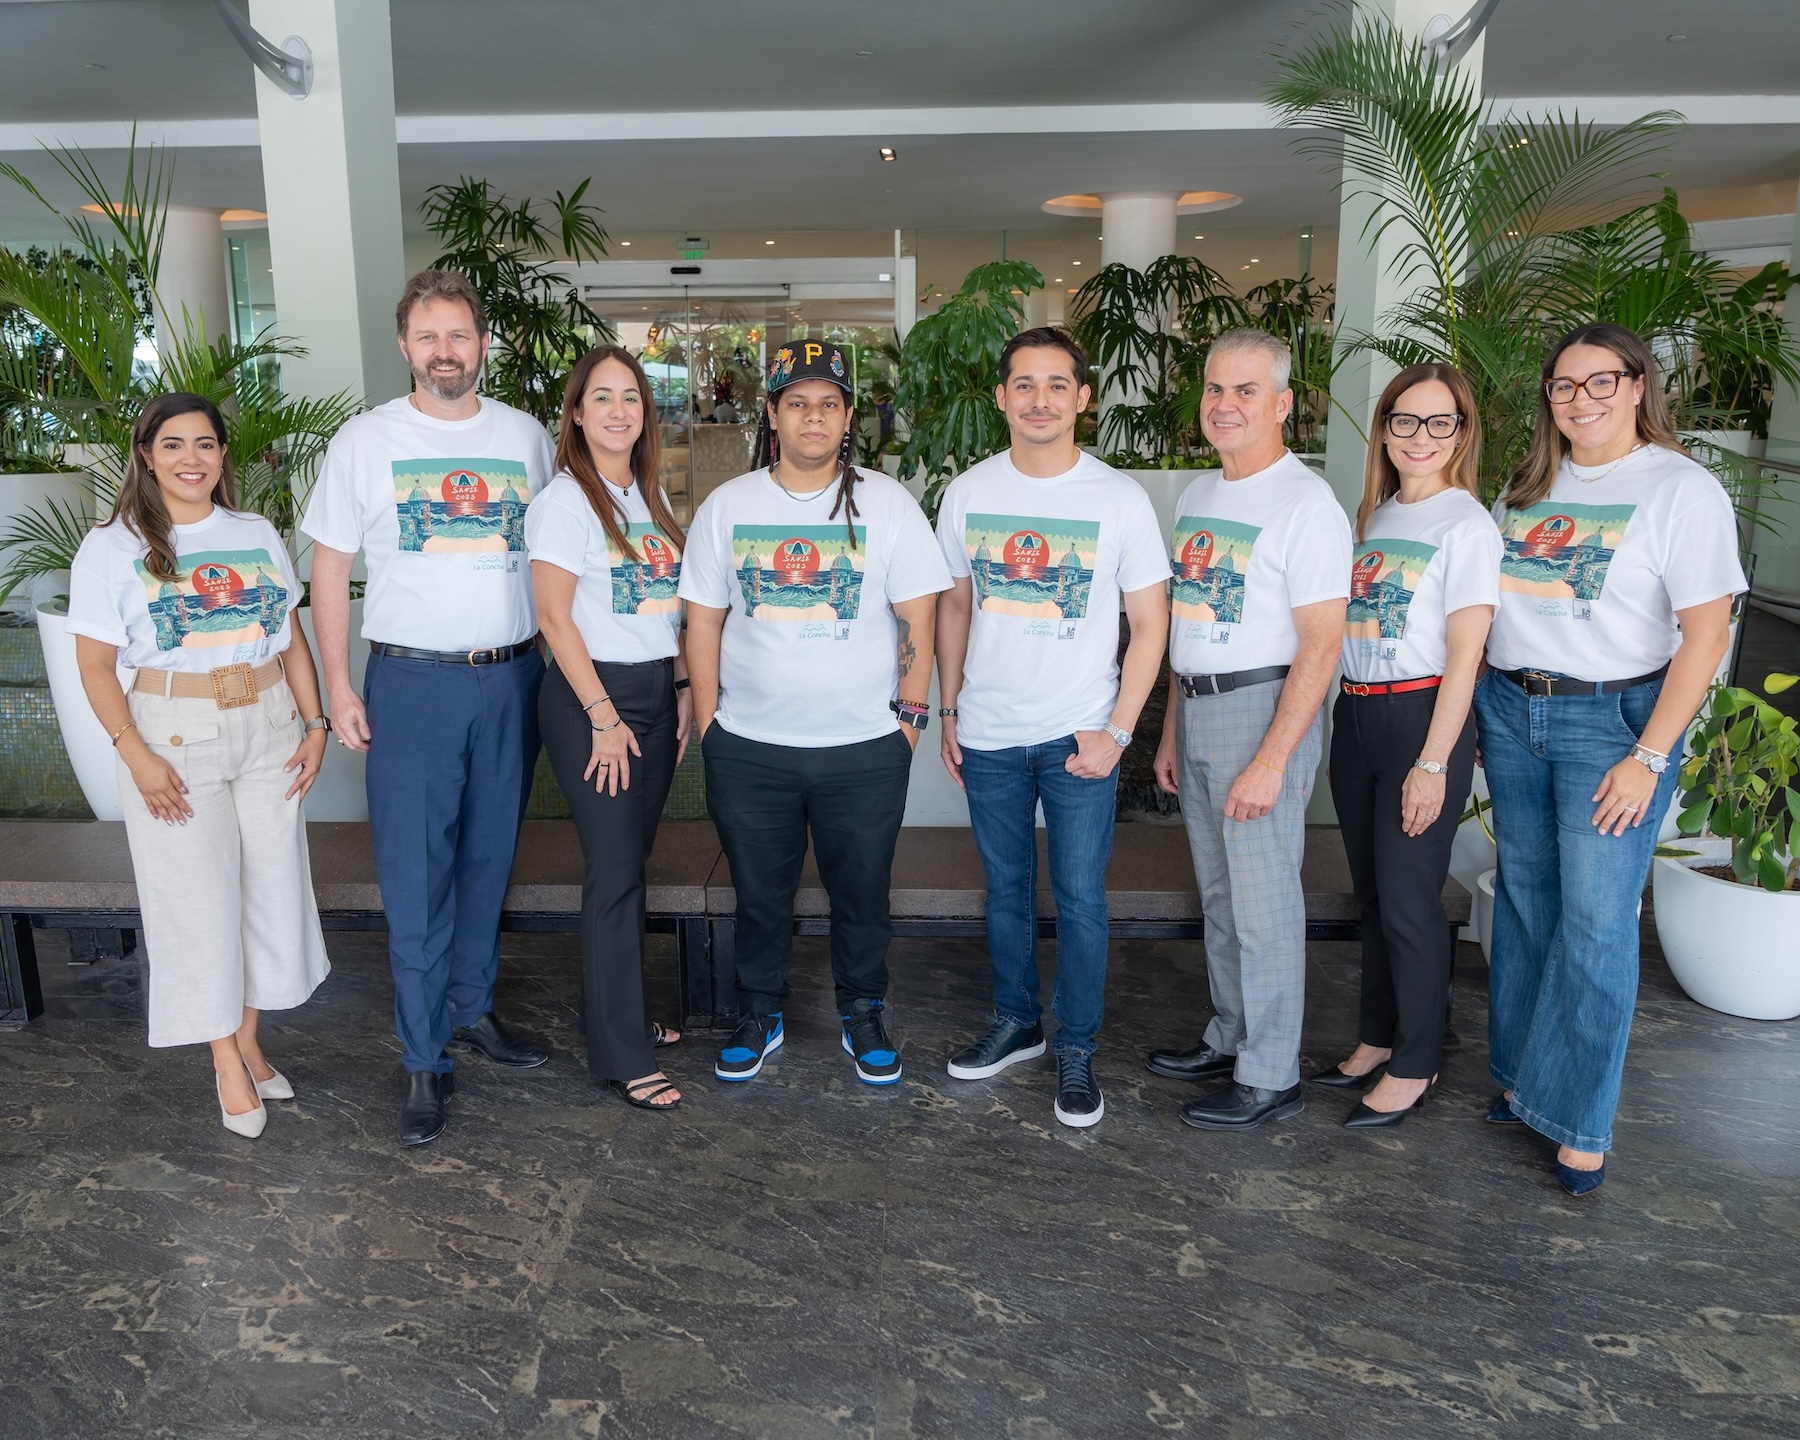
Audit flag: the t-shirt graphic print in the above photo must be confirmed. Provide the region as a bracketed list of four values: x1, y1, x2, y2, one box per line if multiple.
[139, 549, 290, 655]
[1171, 516, 1260, 636]
[1347, 538, 1437, 660]
[1498, 501, 1635, 620]
[965, 513, 1096, 638]
[733, 525, 865, 637]
[392, 456, 530, 565]
[612, 525, 681, 616]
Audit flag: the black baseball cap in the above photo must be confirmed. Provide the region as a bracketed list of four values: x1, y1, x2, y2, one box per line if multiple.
[767, 340, 852, 396]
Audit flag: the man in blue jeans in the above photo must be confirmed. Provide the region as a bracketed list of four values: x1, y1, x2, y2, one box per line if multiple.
[934, 328, 1170, 1128]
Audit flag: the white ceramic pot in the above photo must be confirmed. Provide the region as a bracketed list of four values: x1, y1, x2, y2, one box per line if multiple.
[293, 602, 371, 821]
[2, 471, 93, 614]
[1476, 869, 1497, 960]
[35, 601, 126, 820]
[903, 669, 970, 826]
[1653, 838, 1800, 1021]
[1447, 769, 1496, 942]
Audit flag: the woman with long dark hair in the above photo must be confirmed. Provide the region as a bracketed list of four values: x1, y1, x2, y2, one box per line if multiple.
[1476, 322, 1743, 1194]
[527, 346, 691, 1110]
[67, 393, 332, 1138]
[1311, 362, 1500, 1128]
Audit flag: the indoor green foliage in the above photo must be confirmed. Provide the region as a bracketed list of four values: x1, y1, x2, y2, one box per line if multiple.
[891, 260, 1043, 516]
[1069, 255, 1248, 461]
[1244, 273, 1335, 453]
[0, 134, 359, 602]
[420, 177, 615, 427]
[1265, 13, 1800, 505]
[1677, 678, 1800, 893]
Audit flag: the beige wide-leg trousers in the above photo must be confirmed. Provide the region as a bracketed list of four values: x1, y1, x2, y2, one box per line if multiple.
[117, 674, 330, 1047]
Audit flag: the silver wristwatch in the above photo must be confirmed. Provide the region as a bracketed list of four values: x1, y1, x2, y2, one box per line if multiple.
[1104, 723, 1133, 749]
[1412, 758, 1447, 775]
[1630, 743, 1669, 774]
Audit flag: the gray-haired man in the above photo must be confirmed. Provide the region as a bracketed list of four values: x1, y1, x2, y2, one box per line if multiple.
[1148, 330, 1351, 1130]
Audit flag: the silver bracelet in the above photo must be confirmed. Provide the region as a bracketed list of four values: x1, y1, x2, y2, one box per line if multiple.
[592, 718, 621, 734]
[582, 694, 613, 713]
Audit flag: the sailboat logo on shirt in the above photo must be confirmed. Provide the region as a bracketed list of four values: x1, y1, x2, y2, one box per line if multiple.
[731, 524, 865, 631]
[964, 514, 1096, 637]
[1498, 501, 1635, 615]
[1346, 538, 1437, 643]
[1169, 515, 1260, 626]
[392, 457, 529, 554]
[609, 524, 682, 617]
[136, 549, 290, 652]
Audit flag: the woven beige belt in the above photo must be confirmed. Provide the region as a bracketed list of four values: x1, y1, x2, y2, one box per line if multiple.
[131, 656, 285, 709]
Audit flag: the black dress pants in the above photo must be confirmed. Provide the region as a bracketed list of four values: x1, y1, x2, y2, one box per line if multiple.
[1328, 688, 1476, 1079]
[540, 657, 677, 1082]
[702, 723, 914, 1016]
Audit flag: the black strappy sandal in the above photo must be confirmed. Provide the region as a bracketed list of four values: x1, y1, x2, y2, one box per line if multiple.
[610, 1075, 682, 1111]
[652, 1023, 680, 1049]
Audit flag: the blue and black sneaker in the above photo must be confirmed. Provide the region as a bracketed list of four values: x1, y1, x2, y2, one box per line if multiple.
[715, 1012, 783, 1082]
[840, 998, 902, 1086]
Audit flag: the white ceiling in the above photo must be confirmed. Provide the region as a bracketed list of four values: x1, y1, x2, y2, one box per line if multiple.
[0, 0, 1796, 250]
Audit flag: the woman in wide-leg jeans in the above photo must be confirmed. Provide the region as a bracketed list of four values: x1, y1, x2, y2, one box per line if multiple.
[1477, 322, 1742, 1196]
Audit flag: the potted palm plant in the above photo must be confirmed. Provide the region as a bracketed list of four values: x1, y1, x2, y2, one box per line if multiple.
[0, 138, 358, 819]
[1652, 676, 1800, 1020]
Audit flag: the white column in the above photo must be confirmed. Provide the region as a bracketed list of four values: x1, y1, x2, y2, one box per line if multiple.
[894, 257, 918, 341]
[154, 205, 228, 358]
[1022, 287, 1049, 329]
[1755, 186, 1800, 603]
[1099, 192, 1178, 272]
[248, 0, 408, 409]
[1323, 0, 1486, 518]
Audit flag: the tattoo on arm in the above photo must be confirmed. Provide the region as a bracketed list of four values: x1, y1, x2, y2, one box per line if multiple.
[896, 616, 916, 679]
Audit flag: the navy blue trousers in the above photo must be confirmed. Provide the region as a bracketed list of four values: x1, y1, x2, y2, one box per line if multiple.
[364, 647, 543, 1074]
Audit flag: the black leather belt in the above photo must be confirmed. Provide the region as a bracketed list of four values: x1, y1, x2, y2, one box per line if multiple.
[1496, 663, 1669, 697]
[1178, 665, 1291, 698]
[370, 639, 538, 666]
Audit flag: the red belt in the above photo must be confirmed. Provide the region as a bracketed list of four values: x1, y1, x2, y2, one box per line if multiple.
[1340, 676, 1443, 697]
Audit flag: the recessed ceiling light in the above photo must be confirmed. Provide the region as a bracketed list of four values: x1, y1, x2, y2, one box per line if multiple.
[878, 146, 896, 162]
[85, 62, 106, 70]
[1072, 260, 1081, 266]
[1250, 258, 1260, 263]
[855, 49, 874, 56]
[1240, 264, 1251, 271]
[1194, 234, 1204, 240]
[1054, 277, 1064, 282]
[1096, 235, 1103, 241]
[621, 240, 631, 246]
[1666, 33, 1687, 41]
[765, 239, 775, 245]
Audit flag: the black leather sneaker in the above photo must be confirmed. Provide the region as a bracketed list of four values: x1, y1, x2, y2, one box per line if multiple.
[841, 998, 902, 1086]
[1053, 1051, 1104, 1129]
[947, 1016, 1047, 1080]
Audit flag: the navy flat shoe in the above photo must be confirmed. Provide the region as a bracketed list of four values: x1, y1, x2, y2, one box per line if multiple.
[1485, 1093, 1523, 1125]
[1556, 1159, 1606, 1197]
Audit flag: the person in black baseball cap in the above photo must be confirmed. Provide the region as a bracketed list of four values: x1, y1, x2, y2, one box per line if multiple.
[677, 337, 953, 1088]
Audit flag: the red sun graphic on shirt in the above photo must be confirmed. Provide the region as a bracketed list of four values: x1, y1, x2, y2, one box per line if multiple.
[1518, 514, 1575, 557]
[640, 533, 677, 577]
[189, 562, 244, 608]
[1351, 549, 1384, 599]
[1178, 530, 1216, 578]
[1002, 530, 1050, 572]
[774, 536, 821, 582]
[441, 470, 490, 515]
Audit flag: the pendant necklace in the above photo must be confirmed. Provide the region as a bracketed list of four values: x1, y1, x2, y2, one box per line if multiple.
[771, 463, 833, 502]
[1572, 442, 1646, 483]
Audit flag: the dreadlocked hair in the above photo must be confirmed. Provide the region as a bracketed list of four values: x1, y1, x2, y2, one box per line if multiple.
[755, 400, 862, 549]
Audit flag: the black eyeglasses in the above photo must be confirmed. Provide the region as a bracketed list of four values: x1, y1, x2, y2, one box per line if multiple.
[1546, 370, 1632, 404]
[1385, 411, 1463, 439]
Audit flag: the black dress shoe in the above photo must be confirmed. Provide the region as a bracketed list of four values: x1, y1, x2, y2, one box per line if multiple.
[1343, 1092, 1427, 1129]
[1306, 1063, 1383, 1090]
[399, 1070, 454, 1146]
[451, 1013, 548, 1068]
[1180, 1081, 1305, 1131]
[1145, 1041, 1237, 1082]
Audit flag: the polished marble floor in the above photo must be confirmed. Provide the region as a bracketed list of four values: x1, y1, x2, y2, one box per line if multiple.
[1, 920, 1795, 1439]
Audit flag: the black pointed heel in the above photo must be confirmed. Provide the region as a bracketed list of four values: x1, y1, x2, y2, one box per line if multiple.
[1344, 1092, 1428, 1129]
[1307, 1064, 1384, 1090]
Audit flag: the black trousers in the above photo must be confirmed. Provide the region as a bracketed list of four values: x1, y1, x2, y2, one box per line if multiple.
[540, 657, 678, 1082]
[1328, 688, 1477, 1079]
[702, 724, 914, 1016]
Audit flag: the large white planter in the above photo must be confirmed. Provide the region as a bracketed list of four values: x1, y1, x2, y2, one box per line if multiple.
[1447, 768, 1495, 942]
[2, 471, 93, 614]
[1476, 869, 1497, 959]
[1653, 838, 1800, 1021]
[34, 599, 372, 823]
[35, 602, 127, 820]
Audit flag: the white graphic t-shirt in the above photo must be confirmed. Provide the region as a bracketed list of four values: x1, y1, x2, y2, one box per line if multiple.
[936, 450, 1171, 750]
[678, 467, 952, 747]
[1487, 444, 1746, 681]
[1342, 488, 1502, 684]
[526, 473, 682, 664]
[1168, 452, 1353, 674]
[299, 395, 554, 650]
[67, 507, 301, 673]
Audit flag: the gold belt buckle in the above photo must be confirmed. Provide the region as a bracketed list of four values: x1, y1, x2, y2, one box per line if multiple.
[210, 662, 258, 709]
[1345, 682, 1372, 697]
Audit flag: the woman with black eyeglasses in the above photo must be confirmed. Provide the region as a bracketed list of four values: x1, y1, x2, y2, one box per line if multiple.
[1310, 363, 1500, 1128]
[1476, 323, 1742, 1196]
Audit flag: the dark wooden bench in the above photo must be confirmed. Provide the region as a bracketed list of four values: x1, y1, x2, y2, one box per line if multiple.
[0, 819, 1467, 1032]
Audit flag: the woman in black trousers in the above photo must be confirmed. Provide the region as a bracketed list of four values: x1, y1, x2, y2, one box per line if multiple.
[527, 346, 691, 1110]
[1312, 362, 1501, 1128]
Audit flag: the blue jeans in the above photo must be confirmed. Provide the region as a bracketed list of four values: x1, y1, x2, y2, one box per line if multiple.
[364, 647, 543, 1075]
[960, 737, 1117, 1057]
[1474, 670, 1681, 1152]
